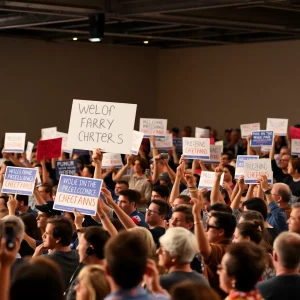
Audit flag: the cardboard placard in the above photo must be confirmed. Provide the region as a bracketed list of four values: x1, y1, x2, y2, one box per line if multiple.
[41, 127, 57, 140]
[183, 138, 210, 159]
[235, 155, 259, 179]
[151, 134, 173, 150]
[56, 131, 72, 154]
[4, 133, 26, 153]
[195, 127, 209, 138]
[266, 118, 288, 136]
[1, 166, 37, 195]
[102, 153, 124, 169]
[131, 130, 144, 155]
[139, 118, 167, 138]
[37, 138, 62, 160]
[203, 145, 222, 164]
[26, 141, 34, 161]
[291, 139, 300, 155]
[53, 175, 102, 216]
[67, 99, 137, 154]
[198, 171, 224, 190]
[250, 131, 274, 147]
[240, 123, 260, 138]
[244, 159, 273, 184]
[55, 160, 78, 179]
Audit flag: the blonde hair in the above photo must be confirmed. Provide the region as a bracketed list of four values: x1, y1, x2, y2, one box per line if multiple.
[77, 265, 110, 300]
[128, 227, 156, 258]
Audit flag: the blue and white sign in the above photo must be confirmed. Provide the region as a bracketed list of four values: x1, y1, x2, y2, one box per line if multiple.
[235, 155, 259, 179]
[4, 133, 26, 153]
[55, 160, 78, 179]
[183, 138, 210, 160]
[198, 171, 224, 190]
[53, 175, 103, 216]
[244, 159, 273, 184]
[1, 167, 37, 195]
[173, 138, 183, 153]
[250, 131, 274, 147]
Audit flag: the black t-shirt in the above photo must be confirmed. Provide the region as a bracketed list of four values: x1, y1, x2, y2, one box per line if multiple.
[149, 226, 165, 248]
[283, 176, 300, 197]
[258, 274, 300, 300]
[271, 160, 290, 183]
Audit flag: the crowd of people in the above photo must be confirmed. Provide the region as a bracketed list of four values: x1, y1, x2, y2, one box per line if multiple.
[0, 125, 299, 300]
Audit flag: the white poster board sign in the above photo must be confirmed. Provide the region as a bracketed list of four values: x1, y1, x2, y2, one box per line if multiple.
[291, 139, 300, 155]
[266, 118, 288, 136]
[26, 142, 34, 161]
[67, 99, 137, 154]
[244, 159, 273, 184]
[195, 128, 209, 138]
[131, 131, 144, 155]
[235, 155, 259, 179]
[203, 145, 222, 164]
[240, 123, 260, 138]
[102, 153, 124, 169]
[139, 118, 167, 138]
[215, 140, 224, 148]
[41, 127, 57, 140]
[4, 133, 26, 153]
[56, 131, 72, 154]
[183, 138, 210, 160]
[151, 134, 173, 150]
[198, 171, 224, 190]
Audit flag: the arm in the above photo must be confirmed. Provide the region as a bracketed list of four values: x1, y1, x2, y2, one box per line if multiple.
[222, 181, 233, 198]
[169, 165, 182, 206]
[23, 233, 37, 250]
[163, 159, 176, 183]
[210, 166, 225, 205]
[150, 136, 159, 158]
[92, 149, 103, 180]
[247, 135, 256, 155]
[40, 160, 51, 184]
[33, 188, 46, 206]
[230, 178, 243, 210]
[152, 155, 161, 184]
[255, 183, 264, 199]
[269, 135, 277, 160]
[171, 146, 179, 165]
[112, 155, 133, 182]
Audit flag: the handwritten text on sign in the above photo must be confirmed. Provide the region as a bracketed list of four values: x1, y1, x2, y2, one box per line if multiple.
[243, 159, 273, 184]
[235, 155, 259, 179]
[1, 167, 37, 195]
[139, 118, 167, 138]
[53, 175, 102, 216]
[240, 123, 260, 138]
[183, 138, 210, 159]
[291, 139, 300, 155]
[102, 153, 124, 169]
[67, 99, 137, 154]
[198, 171, 224, 190]
[250, 131, 273, 147]
[42, 127, 57, 140]
[151, 134, 173, 150]
[131, 131, 144, 155]
[4, 133, 26, 153]
[203, 145, 222, 164]
[37, 138, 62, 160]
[55, 160, 78, 179]
[266, 118, 288, 136]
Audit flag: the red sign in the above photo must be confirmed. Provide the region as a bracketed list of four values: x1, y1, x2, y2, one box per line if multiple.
[290, 126, 300, 139]
[37, 138, 62, 160]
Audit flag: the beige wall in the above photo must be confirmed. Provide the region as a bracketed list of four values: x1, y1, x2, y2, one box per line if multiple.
[157, 40, 300, 138]
[0, 37, 158, 142]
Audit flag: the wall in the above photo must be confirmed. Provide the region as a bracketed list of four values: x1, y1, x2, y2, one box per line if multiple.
[157, 40, 300, 138]
[0, 37, 158, 142]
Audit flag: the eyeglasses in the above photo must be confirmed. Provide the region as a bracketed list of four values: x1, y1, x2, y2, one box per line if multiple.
[146, 208, 161, 215]
[206, 224, 221, 231]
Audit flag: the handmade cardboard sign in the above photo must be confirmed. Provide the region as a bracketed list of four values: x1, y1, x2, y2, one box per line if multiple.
[183, 138, 210, 159]
[203, 145, 222, 164]
[56, 131, 72, 154]
[139, 118, 167, 138]
[53, 175, 102, 216]
[198, 171, 224, 190]
[1, 167, 37, 195]
[131, 131, 144, 155]
[235, 155, 259, 179]
[151, 134, 173, 150]
[41, 127, 57, 140]
[240, 123, 260, 138]
[266, 118, 288, 136]
[244, 159, 273, 184]
[102, 153, 124, 169]
[26, 142, 34, 161]
[290, 126, 300, 139]
[4, 133, 26, 153]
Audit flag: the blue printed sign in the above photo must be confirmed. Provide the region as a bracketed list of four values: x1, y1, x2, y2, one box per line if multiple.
[1, 167, 37, 195]
[72, 149, 90, 156]
[173, 138, 183, 153]
[250, 131, 273, 147]
[235, 155, 259, 179]
[53, 175, 103, 216]
[55, 160, 78, 179]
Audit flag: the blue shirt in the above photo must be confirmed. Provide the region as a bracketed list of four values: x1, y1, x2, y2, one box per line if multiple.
[130, 210, 148, 228]
[104, 287, 169, 300]
[266, 201, 288, 234]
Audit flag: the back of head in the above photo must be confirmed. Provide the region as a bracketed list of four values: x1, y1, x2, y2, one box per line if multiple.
[274, 232, 300, 269]
[211, 211, 236, 238]
[16, 195, 29, 206]
[159, 227, 198, 264]
[225, 242, 265, 292]
[274, 183, 291, 203]
[10, 257, 64, 300]
[209, 203, 232, 214]
[47, 217, 73, 246]
[170, 281, 220, 300]
[237, 221, 263, 244]
[119, 189, 139, 204]
[0, 215, 25, 241]
[77, 265, 110, 300]
[175, 195, 191, 205]
[105, 231, 148, 289]
[153, 185, 170, 199]
[20, 213, 42, 240]
[241, 210, 265, 229]
[242, 198, 267, 220]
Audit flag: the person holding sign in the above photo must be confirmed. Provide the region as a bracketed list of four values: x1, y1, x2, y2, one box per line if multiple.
[285, 158, 300, 200]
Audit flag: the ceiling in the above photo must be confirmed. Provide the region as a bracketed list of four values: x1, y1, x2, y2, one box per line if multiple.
[1, 0, 300, 48]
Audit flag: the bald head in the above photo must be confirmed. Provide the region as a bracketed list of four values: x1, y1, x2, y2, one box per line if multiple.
[274, 232, 300, 269]
[272, 183, 291, 204]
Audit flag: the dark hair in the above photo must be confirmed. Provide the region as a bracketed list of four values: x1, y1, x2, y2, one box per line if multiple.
[151, 199, 170, 217]
[209, 203, 232, 214]
[152, 185, 170, 199]
[170, 281, 220, 300]
[225, 243, 265, 292]
[3, 160, 15, 167]
[119, 189, 139, 204]
[39, 183, 53, 197]
[237, 221, 263, 244]
[116, 180, 129, 187]
[175, 195, 191, 204]
[16, 195, 29, 206]
[10, 257, 64, 300]
[84, 165, 95, 176]
[133, 157, 148, 173]
[47, 217, 73, 246]
[193, 174, 200, 187]
[105, 231, 148, 289]
[81, 226, 110, 259]
[202, 191, 211, 203]
[172, 205, 194, 224]
[242, 198, 267, 220]
[290, 158, 300, 173]
[221, 152, 233, 161]
[0, 195, 9, 207]
[21, 213, 42, 240]
[211, 211, 236, 238]
[223, 164, 235, 182]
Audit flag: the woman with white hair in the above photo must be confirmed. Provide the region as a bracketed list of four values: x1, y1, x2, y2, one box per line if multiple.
[157, 227, 209, 291]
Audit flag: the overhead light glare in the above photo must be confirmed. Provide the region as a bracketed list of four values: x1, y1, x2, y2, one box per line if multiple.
[73, 37, 78, 41]
[89, 37, 102, 42]
[143, 40, 149, 44]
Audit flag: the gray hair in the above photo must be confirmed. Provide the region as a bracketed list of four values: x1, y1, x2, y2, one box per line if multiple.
[273, 183, 292, 203]
[0, 215, 25, 241]
[274, 232, 300, 269]
[292, 202, 300, 209]
[159, 227, 198, 264]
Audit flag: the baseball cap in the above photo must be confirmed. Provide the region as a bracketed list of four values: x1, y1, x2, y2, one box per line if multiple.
[35, 201, 61, 216]
[158, 172, 171, 182]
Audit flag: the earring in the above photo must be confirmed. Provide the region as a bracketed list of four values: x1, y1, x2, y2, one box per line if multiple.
[231, 281, 236, 289]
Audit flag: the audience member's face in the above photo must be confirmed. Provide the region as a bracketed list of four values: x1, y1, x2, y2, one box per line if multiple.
[271, 185, 282, 203]
[114, 183, 128, 196]
[287, 162, 295, 175]
[279, 155, 290, 169]
[117, 195, 134, 215]
[159, 180, 169, 187]
[81, 167, 92, 178]
[220, 155, 230, 166]
[157, 244, 173, 269]
[206, 216, 223, 243]
[151, 191, 165, 201]
[218, 253, 234, 294]
[288, 208, 300, 234]
[38, 186, 50, 200]
[279, 148, 289, 158]
[0, 197, 7, 210]
[42, 223, 56, 249]
[74, 277, 89, 300]
[169, 212, 192, 229]
[172, 198, 186, 208]
[133, 160, 143, 173]
[232, 228, 248, 243]
[0, 208, 8, 218]
[77, 234, 89, 263]
[223, 167, 232, 183]
[202, 198, 210, 212]
[146, 203, 161, 226]
[36, 211, 48, 229]
[230, 131, 239, 144]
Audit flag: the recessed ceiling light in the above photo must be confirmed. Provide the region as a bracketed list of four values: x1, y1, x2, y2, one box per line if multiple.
[89, 37, 102, 42]
[73, 37, 78, 41]
[143, 40, 149, 44]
